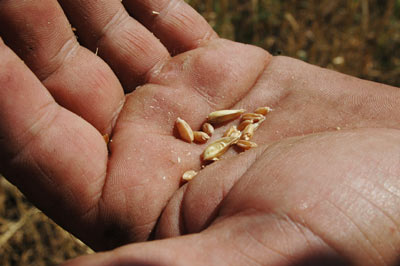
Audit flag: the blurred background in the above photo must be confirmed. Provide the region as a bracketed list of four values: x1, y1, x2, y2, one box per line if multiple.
[192, 0, 400, 86]
[1, 0, 399, 265]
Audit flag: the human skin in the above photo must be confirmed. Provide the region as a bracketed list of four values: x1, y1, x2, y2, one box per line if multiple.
[0, 0, 400, 265]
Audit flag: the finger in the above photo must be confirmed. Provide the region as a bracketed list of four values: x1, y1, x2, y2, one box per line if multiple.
[57, 0, 170, 90]
[0, 39, 108, 249]
[62, 216, 352, 266]
[123, 0, 219, 54]
[61, 235, 213, 266]
[0, 0, 125, 134]
[61, 233, 258, 266]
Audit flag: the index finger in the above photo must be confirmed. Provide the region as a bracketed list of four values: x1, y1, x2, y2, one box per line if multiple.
[123, 0, 218, 54]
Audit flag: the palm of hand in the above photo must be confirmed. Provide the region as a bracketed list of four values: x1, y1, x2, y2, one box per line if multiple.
[0, 1, 400, 265]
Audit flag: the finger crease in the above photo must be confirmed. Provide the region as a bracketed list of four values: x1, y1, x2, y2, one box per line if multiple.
[39, 35, 79, 82]
[6, 102, 60, 162]
[152, 0, 181, 25]
[96, 6, 129, 48]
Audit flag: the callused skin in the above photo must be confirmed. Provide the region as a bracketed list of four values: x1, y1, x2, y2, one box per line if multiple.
[0, 0, 399, 265]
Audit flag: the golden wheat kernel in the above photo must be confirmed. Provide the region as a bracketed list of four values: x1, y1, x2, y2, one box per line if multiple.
[230, 129, 242, 139]
[193, 131, 210, 144]
[236, 140, 258, 150]
[241, 123, 259, 141]
[253, 116, 266, 127]
[258, 116, 266, 124]
[223, 125, 241, 138]
[237, 120, 253, 131]
[103, 134, 110, 144]
[207, 109, 245, 124]
[202, 136, 240, 161]
[241, 113, 265, 123]
[254, 107, 273, 115]
[182, 170, 198, 181]
[202, 123, 214, 136]
[176, 117, 194, 143]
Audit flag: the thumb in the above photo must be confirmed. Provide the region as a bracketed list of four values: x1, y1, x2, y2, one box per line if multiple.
[60, 215, 357, 266]
[61, 234, 230, 266]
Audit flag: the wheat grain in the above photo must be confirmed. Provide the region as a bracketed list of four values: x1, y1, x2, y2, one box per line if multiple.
[237, 120, 253, 131]
[241, 123, 258, 141]
[202, 136, 240, 161]
[176, 117, 194, 143]
[202, 123, 214, 136]
[236, 140, 258, 150]
[103, 134, 110, 144]
[194, 131, 210, 144]
[223, 125, 241, 138]
[254, 106, 273, 115]
[207, 109, 245, 124]
[182, 170, 198, 181]
[241, 113, 265, 123]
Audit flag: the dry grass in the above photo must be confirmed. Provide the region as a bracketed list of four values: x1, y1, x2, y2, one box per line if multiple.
[188, 0, 400, 86]
[0, 177, 93, 265]
[1, 1, 399, 265]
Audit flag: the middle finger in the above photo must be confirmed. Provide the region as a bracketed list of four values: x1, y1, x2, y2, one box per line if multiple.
[58, 0, 171, 90]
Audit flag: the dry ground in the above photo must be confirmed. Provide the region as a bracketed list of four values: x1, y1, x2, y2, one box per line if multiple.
[1, 0, 399, 265]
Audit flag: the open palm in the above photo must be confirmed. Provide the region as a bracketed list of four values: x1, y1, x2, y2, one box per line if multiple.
[1, 1, 400, 265]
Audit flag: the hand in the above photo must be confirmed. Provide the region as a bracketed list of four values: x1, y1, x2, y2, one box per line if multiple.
[1, 0, 400, 265]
